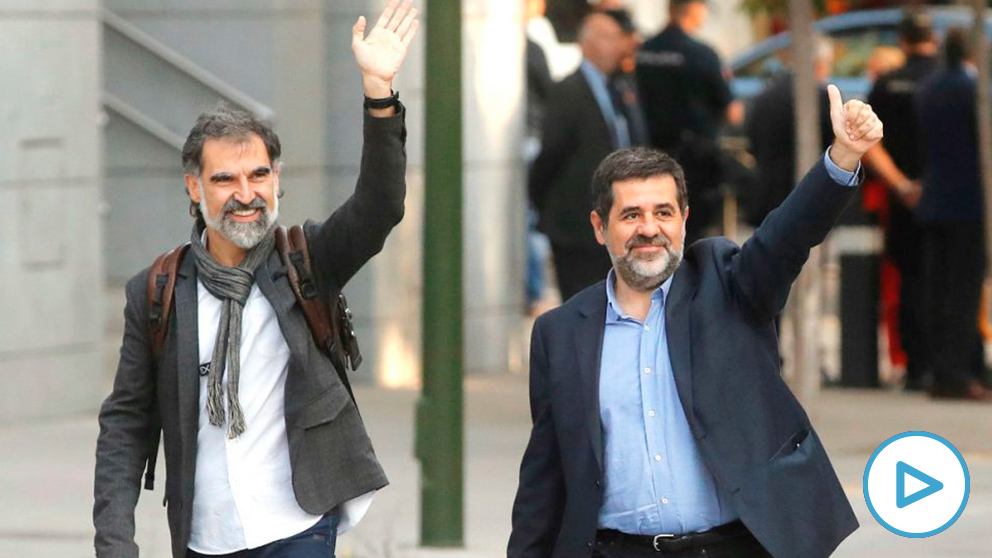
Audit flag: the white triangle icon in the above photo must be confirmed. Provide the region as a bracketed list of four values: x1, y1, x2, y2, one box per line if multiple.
[904, 473, 928, 498]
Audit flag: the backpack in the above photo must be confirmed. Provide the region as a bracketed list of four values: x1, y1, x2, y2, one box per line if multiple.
[141, 224, 362, 491]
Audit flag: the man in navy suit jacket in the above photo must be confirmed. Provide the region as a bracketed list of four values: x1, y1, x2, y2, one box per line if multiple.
[508, 85, 883, 558]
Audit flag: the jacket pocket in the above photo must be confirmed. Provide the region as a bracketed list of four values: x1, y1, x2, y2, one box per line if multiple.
[769, 428, 810, 462]
[300, 385, 350, 429]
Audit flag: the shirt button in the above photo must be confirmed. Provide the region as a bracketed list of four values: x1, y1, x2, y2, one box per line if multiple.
[644, 324, 651, 331]
[662, 497, 670, 504]
[654, 454, 662, 462]
[648, 410, 656, 417]
[644, 367, 652, 374]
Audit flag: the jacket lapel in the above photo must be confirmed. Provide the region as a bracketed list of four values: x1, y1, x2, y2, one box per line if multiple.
[256, 251, 311, 420]
[173, 255, 200, 471]
[575, 285, 608, 471]
[665, 263, 699, 435]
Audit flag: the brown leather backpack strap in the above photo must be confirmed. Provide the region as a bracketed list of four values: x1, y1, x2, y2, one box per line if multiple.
[147, 244, 189, 360]
[277, 225, 357, 404]
[143, 242, 188, 492]
[278, 226, 336, 354]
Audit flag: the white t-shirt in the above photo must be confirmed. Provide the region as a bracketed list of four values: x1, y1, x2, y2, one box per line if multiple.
[187, 280, 374, 554]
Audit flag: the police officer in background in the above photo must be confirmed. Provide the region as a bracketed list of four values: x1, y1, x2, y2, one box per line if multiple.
[635, 0, 742, 242]
[864, 8, 938, 392]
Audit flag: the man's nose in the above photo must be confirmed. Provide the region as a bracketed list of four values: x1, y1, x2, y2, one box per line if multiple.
[637, 217, 662, 237]
[233, 176, 253, 202]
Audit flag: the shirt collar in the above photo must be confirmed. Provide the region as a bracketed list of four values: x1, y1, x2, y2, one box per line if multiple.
[580, 59, 610, 86]
[605, 268, 674, 323]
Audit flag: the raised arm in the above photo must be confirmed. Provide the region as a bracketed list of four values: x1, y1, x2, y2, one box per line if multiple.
[307, 0, 420, 290]
[730, 85, 883, 322]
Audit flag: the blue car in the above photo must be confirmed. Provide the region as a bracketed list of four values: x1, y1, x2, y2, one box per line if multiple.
[729, 7, 992, 101]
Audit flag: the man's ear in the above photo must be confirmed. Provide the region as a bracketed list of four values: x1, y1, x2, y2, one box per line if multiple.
[185, 174, 202, 204]
[590, 210, 607, 246]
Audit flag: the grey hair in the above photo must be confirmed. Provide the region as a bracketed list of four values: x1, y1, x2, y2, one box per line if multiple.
[181, 103, 281, 176]
[181, 104, 281, 223]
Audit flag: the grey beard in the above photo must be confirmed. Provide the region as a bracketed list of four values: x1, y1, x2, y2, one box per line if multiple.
[200, 191, 278, 249]
[609, 232, 684, 292]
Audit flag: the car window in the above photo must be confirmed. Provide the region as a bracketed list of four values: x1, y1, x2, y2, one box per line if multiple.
[735, 51, 786, 80]
[831, 26, 899, 78]
[734, 25, 900, 80]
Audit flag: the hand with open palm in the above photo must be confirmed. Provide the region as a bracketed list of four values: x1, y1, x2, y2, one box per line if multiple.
[353, 0, 420, 101]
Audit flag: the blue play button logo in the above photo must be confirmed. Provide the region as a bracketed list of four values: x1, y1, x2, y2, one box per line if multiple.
[896, 461, 943, 508]
[864, 431, 970, 537]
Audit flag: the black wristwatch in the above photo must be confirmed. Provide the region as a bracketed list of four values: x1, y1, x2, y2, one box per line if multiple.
[364, 90, 400, 111]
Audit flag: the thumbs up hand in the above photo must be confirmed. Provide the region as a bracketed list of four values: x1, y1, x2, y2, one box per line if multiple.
[826, 84, 883, 171]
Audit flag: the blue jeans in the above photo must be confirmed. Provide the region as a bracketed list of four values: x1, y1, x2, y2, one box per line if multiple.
[186, 514, 340, 558]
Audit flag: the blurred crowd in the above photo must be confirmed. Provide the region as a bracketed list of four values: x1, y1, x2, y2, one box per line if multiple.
[523, 1, 991, 401]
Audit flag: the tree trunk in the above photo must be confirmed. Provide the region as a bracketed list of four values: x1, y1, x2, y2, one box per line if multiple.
[785, 0, 823, 407]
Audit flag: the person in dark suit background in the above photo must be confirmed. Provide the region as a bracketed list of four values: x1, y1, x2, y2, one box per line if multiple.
[863, 8, 939, 392]
[509, 85, 882, 558]
[530, 12, 646, 301]
[744, 35, 834, 228]
[916, 28, 990, 401]
[636, 0, 742, 242]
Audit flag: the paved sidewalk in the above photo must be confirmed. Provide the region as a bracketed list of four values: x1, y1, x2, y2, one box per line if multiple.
[2, 373, 990, 558]
[3, 286, 991, 558]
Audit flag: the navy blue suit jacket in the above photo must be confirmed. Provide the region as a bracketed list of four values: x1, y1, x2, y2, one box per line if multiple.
[509, 160, 859, 558]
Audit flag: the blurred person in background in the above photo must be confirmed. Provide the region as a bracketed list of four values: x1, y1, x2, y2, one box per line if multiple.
[93, 3, 419, 557]
[864, 8, 938, 392]
[865, 46, 905, 83]
[530, 12, 646, 302]
[525, 0, 555, 313]
[509, 85, 880, 558]
[916, 27, 990, 401]
[744, 35, 834, 229]
[601, 7, 650, 146]
[636, 0, 742, 243]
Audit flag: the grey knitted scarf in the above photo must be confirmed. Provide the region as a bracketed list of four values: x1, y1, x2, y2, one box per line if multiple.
[190, 223, 276, 438]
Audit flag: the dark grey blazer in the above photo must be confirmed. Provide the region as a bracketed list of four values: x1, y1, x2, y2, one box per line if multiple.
[94, 108, 407, 558]
[509, 161, 860, 558]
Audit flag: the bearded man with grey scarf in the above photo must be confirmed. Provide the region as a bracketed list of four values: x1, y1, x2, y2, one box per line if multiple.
[93, 2, 419, 557]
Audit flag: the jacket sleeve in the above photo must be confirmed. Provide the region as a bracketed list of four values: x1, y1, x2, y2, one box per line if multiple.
[94, 274, 156, 558]
[508, 317, 566, 558]
[729, 159, 860, 323]
[306, 105, 408, 292]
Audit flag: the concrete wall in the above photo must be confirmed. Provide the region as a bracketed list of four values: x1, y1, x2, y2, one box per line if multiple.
[0, 0, 105, 422]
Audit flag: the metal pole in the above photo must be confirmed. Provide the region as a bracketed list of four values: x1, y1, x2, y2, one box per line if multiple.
[787, 0, 823, 407]
[416, 0, 464, 547]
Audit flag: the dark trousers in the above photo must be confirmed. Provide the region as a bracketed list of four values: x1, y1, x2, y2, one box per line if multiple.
[897, 267, 929, 383]
[187, 514, 340, 558]
[922, 222, 987, 392]
[551, 243, 613, 302]
[593, 530, 771, 558]
[887, 205, 930, 383]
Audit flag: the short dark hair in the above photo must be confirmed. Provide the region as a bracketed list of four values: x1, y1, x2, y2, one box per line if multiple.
[943, 27, 971, 68]
[897, 8, 933, 45]
[181, 104, 280, 222]
[591, 147, 688, 224]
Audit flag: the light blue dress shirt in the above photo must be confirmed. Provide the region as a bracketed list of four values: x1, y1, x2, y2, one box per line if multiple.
[579, 60, 631, 148]
[597, 152, 858, 535]
[598, 271, 738, 535]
